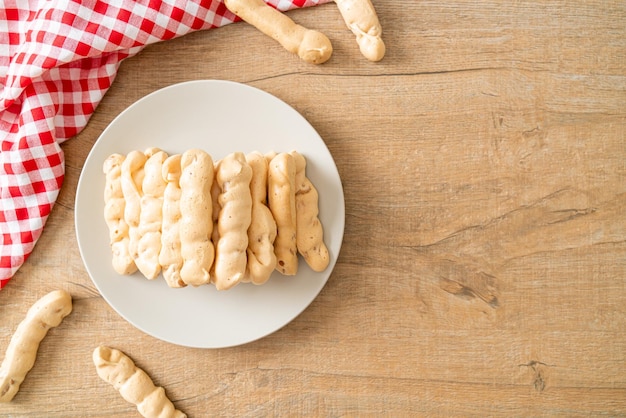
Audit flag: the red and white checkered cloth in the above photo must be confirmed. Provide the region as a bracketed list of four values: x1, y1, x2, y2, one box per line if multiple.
[0, 0, 331, 289]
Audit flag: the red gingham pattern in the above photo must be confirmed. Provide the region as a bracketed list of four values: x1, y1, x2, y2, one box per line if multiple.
[0, 0, 331, 289]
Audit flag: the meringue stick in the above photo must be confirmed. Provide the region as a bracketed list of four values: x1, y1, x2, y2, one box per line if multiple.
[291, 151, 329, 272]
[121, 150, 148, 265]
[93, 346, 186, 418]
[244, 152, 277, 284]
[159, 154, 185, 288]
[103, 153, 137, 275]
[224, 0, 332, 64]
[334, 0, 385, 61]
[268, 152, 298, 275]
[135, 149, 168, 280]
[0, 290, 73, 402]
[214, 152, 253, 290]
[179, 149, 215, 286]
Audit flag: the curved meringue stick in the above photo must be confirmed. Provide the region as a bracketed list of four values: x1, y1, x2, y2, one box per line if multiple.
[93, 346, 186, 418]
[0, 290, 73, 402]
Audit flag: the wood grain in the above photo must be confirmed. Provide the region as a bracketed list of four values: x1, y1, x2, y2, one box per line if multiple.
[1, 1, 625, 416]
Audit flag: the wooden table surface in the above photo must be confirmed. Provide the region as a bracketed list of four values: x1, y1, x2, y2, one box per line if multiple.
[2, 1, 625, 416]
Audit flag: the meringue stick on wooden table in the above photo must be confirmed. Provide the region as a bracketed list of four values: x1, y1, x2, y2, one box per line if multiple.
[93, 346, 186, 418]
[0, 290, 73, 402]
[224, 0, 333, 64]
[334, 0, 386, 61]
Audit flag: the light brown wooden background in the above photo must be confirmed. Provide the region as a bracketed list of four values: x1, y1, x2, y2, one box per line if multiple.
[2, 1, 625, 416]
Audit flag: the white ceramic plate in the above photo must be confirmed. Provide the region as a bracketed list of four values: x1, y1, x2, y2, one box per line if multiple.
[75, 80, 344, 348]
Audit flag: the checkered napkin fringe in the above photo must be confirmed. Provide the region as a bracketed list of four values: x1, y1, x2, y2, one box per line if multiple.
[0, 0, 329, 289]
